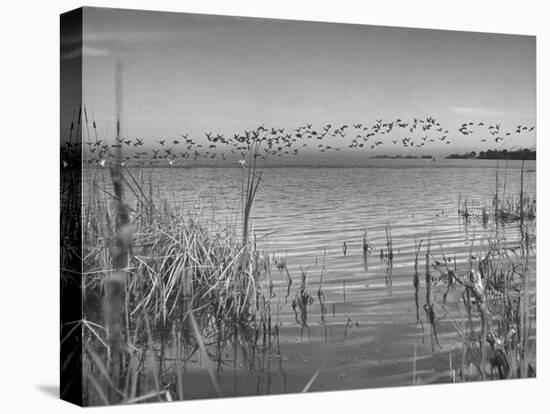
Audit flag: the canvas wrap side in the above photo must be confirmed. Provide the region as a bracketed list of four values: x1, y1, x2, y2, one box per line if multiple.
[60, 7, 83, 407]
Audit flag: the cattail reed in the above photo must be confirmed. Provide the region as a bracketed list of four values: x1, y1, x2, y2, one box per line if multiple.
[104, 63, 133, 402]
[241, 134, 264, 246]
[343, 279, 346, 302]
[291, 267, 314, 342]
[423, 238, 440, 352]
[362, 228, 371, 270]
[317, 250, 328, 342]
[413, 239, 423, 326]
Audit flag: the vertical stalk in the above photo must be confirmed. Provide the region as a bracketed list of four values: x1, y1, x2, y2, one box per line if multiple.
[494, 163, 499, 222]
[105, 61, 131, 402]
[520, 160, 525, 222]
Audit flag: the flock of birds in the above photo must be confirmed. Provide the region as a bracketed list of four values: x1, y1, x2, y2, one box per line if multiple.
[61, 111, 536, 167]
[458, 121, 535, 143]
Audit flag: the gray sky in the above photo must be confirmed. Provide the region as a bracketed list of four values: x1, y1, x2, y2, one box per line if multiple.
[74, 7, 536, 155]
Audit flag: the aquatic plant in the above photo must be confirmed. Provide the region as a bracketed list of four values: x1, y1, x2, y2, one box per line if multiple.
[64, 111, 537, 404]
[458, 163, 536, 224]
[425, 225, 535, 381]
[291, 267, 315, 341]
[81, 169, 278, 405]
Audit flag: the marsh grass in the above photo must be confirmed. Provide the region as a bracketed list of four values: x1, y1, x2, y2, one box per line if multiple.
[458, 163, 536, 225]
[81, 166, 279, 405]
[414, 174, 536, 382]
[413, 239, 423, 328]
[76, 149, 537, 405]
[379, 224, 394, 293]
[64, 111, 538, 404]
[317, 250, 329, 342]
[240, 133, 264, 246]
[434, 232, 534, 380]
[362, 228, 373, 270]
[291, 267, 315, 342]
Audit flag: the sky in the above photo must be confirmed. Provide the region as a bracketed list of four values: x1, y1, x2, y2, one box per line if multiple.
[63, 7, 536, 157]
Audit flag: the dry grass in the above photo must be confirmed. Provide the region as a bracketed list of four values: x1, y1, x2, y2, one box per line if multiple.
[81, 166, 277, 405]
[415, 201, 535, 382]
[428, 229, 535, 381]
[458, 163, 536, 225]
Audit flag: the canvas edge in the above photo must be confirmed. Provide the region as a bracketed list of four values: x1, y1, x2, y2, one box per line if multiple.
[60, 6, 84, 407]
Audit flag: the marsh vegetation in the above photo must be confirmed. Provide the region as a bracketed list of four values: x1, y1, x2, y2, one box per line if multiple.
[62, 117, 536, 405]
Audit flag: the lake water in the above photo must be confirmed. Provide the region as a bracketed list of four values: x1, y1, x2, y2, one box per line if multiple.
[84, 159, 536, 398]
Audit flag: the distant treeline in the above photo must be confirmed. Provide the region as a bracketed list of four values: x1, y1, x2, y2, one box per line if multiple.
[446, 148, 536, 160]
[369, 154, 433, 159]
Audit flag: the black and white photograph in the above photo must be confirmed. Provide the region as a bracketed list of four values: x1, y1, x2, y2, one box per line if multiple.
[59, 6, 538, 406]
[2, 1, 548, 413]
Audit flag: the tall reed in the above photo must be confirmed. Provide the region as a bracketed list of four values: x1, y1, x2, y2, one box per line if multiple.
[81, 165, 278, 405]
